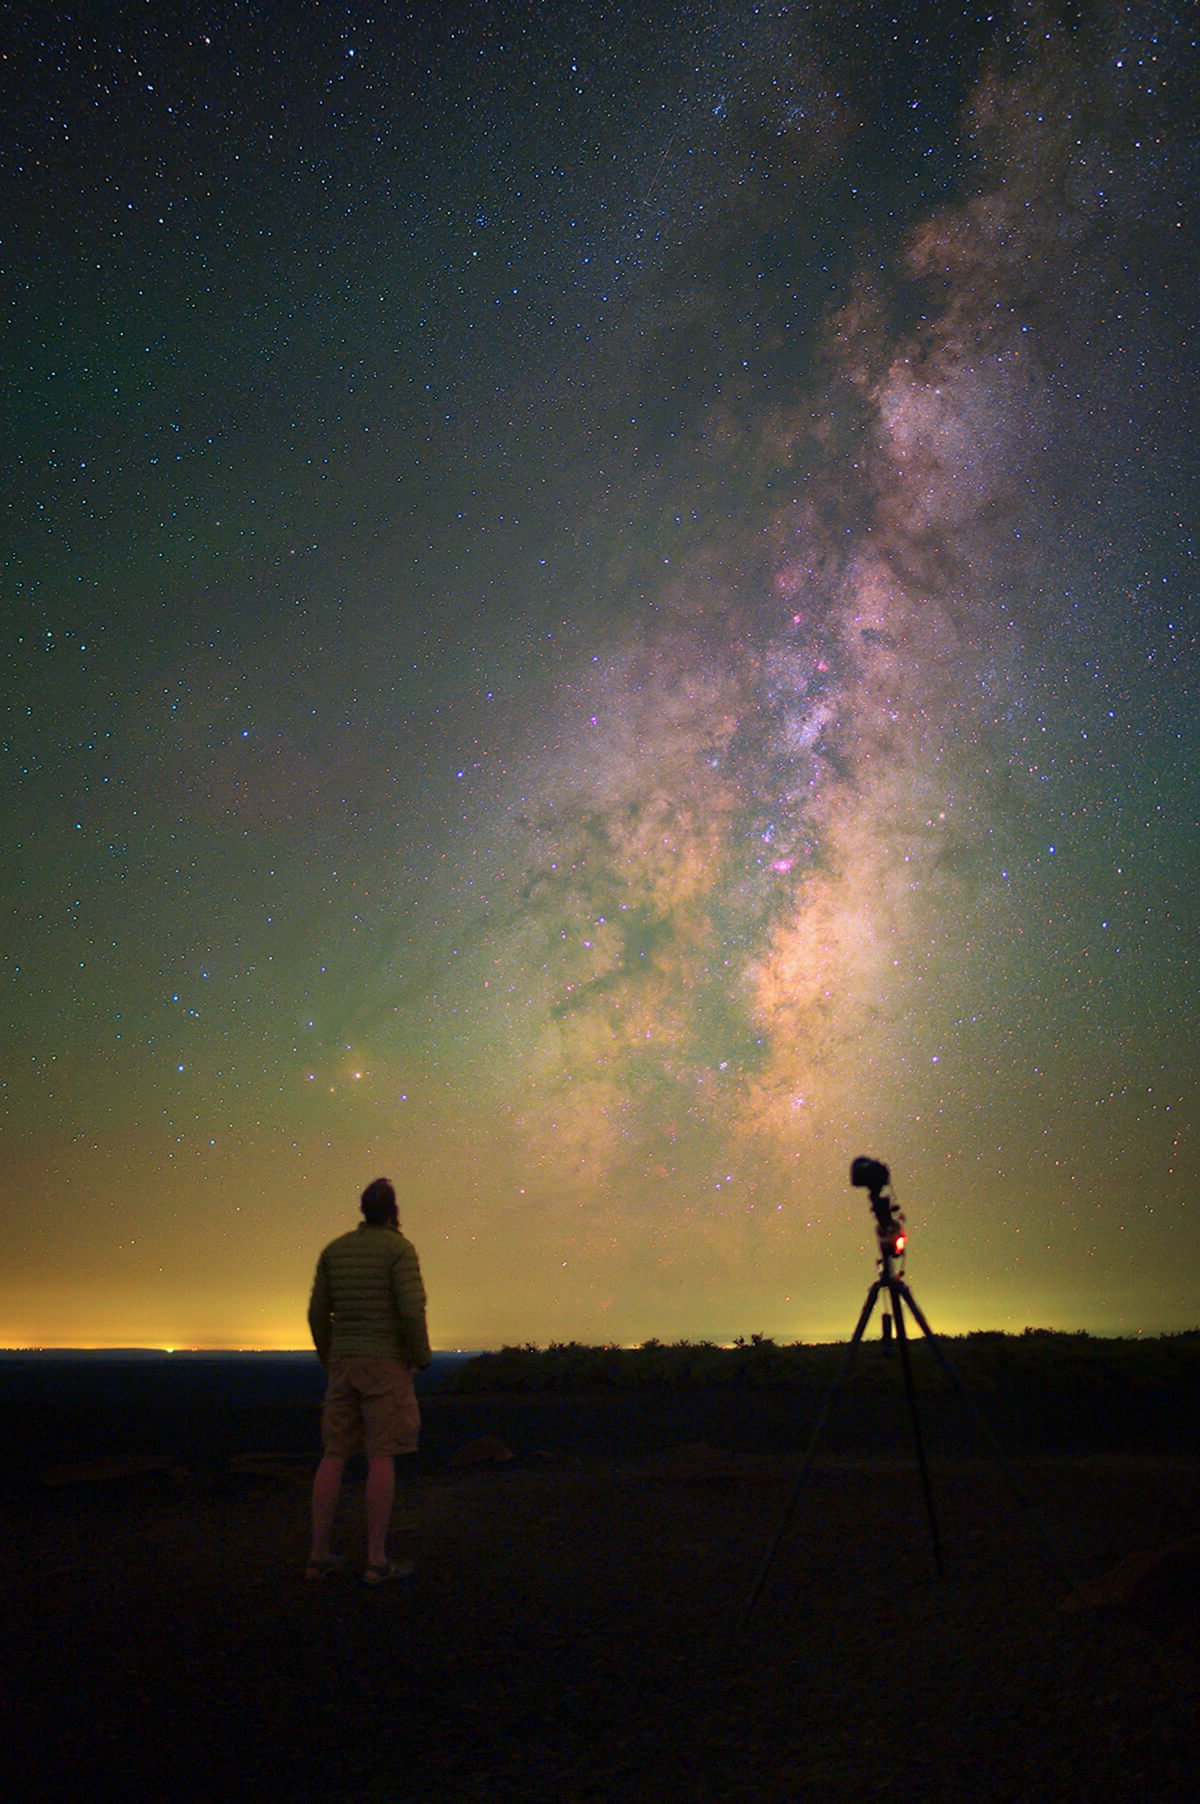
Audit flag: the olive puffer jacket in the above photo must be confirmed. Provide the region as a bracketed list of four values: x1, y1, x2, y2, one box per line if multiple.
[307, 1222, 432, 1368]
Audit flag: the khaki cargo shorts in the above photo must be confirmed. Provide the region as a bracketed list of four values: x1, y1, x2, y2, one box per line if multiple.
[321, 1356, 421, 1458]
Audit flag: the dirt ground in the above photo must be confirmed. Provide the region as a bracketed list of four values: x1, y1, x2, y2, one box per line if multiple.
[3, 1400, 1198, 1803]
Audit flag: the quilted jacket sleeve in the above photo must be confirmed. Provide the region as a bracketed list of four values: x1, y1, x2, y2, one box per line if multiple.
[391, 1236, 432, 1369]
[307, 1254, 333, 1366]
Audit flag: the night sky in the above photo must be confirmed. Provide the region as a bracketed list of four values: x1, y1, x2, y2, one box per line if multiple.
[3, 2, 1195, 1350]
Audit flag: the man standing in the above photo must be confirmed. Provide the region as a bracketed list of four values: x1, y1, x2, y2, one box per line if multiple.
[306, 1177, 432, 1585]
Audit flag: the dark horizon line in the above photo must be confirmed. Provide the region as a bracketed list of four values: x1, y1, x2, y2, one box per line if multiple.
[3, 1326, 1194, 1358]
[0, 1345, 482, 1357]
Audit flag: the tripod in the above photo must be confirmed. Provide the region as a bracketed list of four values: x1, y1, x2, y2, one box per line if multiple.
[739, 1162, 1083, 1627]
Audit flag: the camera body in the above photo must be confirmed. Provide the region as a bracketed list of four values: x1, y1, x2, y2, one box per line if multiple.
[850, 1155, 889, 1198]
[850, 1155, 906, 1261]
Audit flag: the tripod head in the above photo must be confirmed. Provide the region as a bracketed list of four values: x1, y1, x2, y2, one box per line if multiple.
[850, 1155, 906, 1268]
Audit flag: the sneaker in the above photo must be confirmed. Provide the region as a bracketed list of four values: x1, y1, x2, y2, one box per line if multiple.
[304, 1554, 348, 1581]
[363, 1558, 416, 1586]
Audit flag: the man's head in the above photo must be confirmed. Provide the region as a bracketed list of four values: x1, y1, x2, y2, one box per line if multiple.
[360, 1177, 398, 1227]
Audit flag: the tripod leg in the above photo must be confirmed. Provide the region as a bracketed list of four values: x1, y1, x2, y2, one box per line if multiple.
[738, 1282, 881, 1630]
[891, 1286, 945, 1575]
[895, 1281, 1086, 1602]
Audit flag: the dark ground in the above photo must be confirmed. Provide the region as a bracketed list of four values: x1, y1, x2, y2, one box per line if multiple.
[2, 1373, 1198, 1802]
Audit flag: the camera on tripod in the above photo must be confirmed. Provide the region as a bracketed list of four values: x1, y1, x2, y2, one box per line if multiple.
[742, 1151, 1080, 1623]
[850, 1155, 906, 1262]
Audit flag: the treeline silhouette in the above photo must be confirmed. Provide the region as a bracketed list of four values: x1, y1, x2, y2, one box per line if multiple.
[443, 1327, 1200, 1396]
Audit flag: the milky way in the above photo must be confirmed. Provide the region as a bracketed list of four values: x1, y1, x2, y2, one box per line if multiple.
[472, 7, 1193, 1247]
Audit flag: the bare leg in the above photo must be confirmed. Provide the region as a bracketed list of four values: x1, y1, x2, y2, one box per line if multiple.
[364, 1455, 395, 1568]
[309, 1453, 346, 1562]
